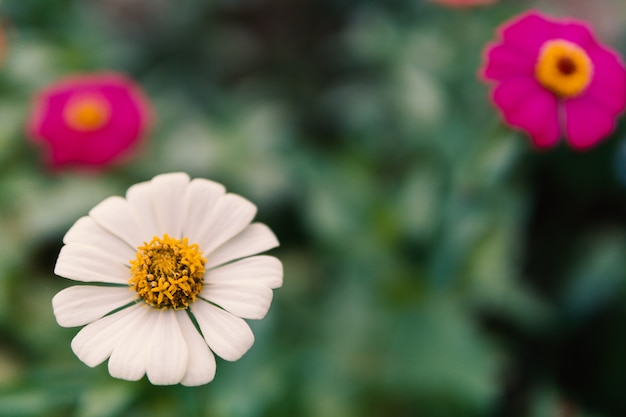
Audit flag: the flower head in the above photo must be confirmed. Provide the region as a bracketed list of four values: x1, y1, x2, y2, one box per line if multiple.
[52, 173, 283, 386]
[481, 11, 626, 149]
[27, 72, 151, 168]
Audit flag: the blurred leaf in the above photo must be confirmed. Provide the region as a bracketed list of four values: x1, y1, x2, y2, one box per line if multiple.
[562, 232, 626, 322]
[75, 382, 137, 417]
[382, 296, 500, 415]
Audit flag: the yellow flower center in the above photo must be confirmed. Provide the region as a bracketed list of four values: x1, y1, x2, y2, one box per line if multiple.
[129, 234, 207, 310]
[535, 39, 593, 98]
[63, 94, 111, 132]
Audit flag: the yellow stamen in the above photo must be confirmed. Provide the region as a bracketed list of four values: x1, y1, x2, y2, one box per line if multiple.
[535, 39, 593, 98]
[129, 234, 206, 310]
[63, 94, 111, 132]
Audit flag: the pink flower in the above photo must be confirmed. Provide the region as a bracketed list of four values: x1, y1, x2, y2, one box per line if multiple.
[481, 11, 626, 150]
[27, 72, 152, 168]
[430, 0, 497, 7]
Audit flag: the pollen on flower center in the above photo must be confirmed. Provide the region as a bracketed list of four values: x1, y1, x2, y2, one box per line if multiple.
[63, 94, 111, 132]
[129, 234, 206, 310]
[535, 39, 593, 98]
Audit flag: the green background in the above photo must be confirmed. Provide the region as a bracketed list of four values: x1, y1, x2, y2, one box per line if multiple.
[1, 0, 626, 416]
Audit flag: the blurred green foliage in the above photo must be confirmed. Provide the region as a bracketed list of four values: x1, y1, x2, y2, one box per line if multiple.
[2, 0, 626, 416]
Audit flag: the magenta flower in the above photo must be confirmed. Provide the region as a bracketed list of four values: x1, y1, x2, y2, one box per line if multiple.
[27, 72, 152, 168]
[481, 11, 626, 150]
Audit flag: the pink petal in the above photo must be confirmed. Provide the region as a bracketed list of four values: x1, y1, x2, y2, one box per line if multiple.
[481, 42, 536, 82]
[558, 19, 596, 49]
[582, 47, 626, 115]
[498, 11, 560, 58]
[68, 84, 147, 165]
[564, 97, 618, 149]
[491, 78, 560, 148]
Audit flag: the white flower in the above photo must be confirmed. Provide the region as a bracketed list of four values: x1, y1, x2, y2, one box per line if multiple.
[52, 172, 283, 386]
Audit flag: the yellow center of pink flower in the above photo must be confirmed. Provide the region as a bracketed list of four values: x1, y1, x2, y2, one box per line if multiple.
[63, 94, 111, 132]
[129, 234, 207, 310]
[535, 39, 593, 98]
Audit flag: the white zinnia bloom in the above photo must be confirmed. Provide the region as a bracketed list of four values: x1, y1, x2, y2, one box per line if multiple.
[52, 172, 283, 386]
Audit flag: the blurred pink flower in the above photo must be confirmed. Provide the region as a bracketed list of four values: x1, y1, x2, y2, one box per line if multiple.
[0, 24, 7, 66]
[430, 0, 497, 7]
[481, 10, 626, 150]
[27, 72, 152, 168]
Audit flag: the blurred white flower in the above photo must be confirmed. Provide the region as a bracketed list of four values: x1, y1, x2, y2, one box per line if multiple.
[52, 172, 282, 386]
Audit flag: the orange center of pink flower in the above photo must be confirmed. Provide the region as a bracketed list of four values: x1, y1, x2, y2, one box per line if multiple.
[63, 94, 111, 132]
[535, 39, 593, 98]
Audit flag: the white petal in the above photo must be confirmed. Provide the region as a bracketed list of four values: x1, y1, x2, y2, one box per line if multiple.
[52, 286, 135, 327]
[195, 194, 257, 256]
[54, 243, 130, 284]
[206, 255, 283, 289]
[202, 283, 273, 320]
[63, 216, 135, 262]
[89, 196, 149, 249]
[175, 311, 216, 386]
[146, 310, 188, 385]
[71, 304, 142, 367]
[148, 173, 190, 238]
[126, 181, 159, 236]
[206, 223, 279, 268]
[108, 306, 152, 381]
[191, 300, 254, 361]
[182, 178, 226, 245]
